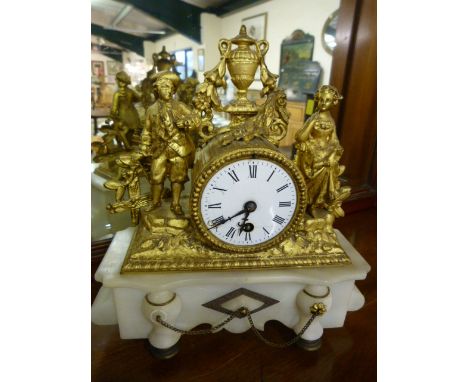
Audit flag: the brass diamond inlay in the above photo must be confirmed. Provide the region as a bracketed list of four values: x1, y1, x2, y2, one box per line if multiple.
[202, 288, 280, 318]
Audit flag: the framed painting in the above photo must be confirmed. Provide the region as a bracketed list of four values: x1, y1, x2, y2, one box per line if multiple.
[91, 60, 105, 77]
[242, 13, 267, 40]
[280, 30, 315, 68]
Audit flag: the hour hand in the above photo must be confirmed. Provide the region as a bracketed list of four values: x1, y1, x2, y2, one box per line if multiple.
[208, 217, 228, 230]
[208, 209, 244, 230]
[208, 201, 257, 230]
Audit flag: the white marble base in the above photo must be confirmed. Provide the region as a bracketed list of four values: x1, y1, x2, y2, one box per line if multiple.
[92, 227, 370, 351]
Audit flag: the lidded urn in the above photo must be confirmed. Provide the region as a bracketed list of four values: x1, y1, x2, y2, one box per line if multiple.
[220, 25, 270, 121]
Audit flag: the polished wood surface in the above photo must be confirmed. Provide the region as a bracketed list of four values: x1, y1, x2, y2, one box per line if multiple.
[329, 0, 359, 132]
[338, 0, 377, 188]
[330, 0, 377, 191]
[92, 207, 376, 382]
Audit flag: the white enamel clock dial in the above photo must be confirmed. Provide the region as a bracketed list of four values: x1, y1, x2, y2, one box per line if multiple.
[200, 159, 298, 247]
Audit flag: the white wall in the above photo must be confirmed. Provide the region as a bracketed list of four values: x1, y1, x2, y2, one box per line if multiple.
[143, 0, 339, 85]
[200, 13, 222, 77]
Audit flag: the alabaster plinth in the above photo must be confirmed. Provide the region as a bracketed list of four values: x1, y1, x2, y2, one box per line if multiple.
[92, 227, 370, 356]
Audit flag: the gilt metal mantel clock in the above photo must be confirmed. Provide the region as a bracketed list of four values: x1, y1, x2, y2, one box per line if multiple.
[99, 25, 351, 272]
[191, 135, 307, 253]
[92, 26, 370, 358]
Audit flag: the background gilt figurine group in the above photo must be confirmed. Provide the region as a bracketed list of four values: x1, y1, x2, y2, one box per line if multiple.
[93, 26, 351, 270]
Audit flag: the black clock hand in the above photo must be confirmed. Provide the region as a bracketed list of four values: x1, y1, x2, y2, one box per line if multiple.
[208, 209, 246, 230]
[208, 201, 257, 230]
[237, 212, 250, 235]
[239, 222, 254, 234]
[238, 201, 257, 234]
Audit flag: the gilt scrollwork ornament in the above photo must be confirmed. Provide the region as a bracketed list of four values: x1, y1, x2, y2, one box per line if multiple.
[257, 41, 279, 98]
[192, 43, 229, 144]
[220, 88, 289, 146]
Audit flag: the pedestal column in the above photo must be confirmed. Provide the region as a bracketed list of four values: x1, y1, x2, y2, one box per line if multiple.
[142, 291, 182, 358]
[295, 284, 332, 350]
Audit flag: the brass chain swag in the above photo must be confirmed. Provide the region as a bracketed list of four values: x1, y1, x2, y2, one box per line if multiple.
[155, 303, 326, 347]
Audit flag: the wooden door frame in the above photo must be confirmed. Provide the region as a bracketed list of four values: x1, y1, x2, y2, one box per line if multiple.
[330, 0, 377, 210]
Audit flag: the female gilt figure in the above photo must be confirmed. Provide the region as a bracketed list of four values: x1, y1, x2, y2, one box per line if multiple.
[295, 85, 351, 217]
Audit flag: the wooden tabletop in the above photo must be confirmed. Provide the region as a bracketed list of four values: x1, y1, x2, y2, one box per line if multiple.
[91, 207, 376, 382]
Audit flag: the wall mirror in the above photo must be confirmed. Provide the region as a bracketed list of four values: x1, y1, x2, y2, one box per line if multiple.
[322, 10, 339, 55]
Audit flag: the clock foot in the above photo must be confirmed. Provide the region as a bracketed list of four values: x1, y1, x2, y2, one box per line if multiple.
[294, 285, 332, 344]
[296, 337, 322, 351]
[142, 291, 182, 354]
[145, 339, 180, 359]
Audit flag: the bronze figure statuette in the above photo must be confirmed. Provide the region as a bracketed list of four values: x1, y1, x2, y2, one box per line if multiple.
[294, 85, 351, 218]
[92, 71, 144, 185]
[141, 71, 200, 216]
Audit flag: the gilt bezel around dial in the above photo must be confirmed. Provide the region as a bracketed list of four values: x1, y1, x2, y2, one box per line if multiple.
[190, 147, 307, 253]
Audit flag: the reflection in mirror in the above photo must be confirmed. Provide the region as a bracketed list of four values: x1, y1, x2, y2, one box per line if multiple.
[322, 10, 339, 55]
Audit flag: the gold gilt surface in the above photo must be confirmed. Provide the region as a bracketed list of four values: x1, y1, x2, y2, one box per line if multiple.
[97, 27, 354, 273]
[120, 207, 350, 273]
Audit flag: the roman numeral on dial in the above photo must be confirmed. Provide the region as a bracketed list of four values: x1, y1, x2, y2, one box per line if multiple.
[272, 215, 286, 225]
[267, 170, 275, 182]
[225, 227, 236, 238]
[279, 201, 291, 207]
[249, 164, 257, 178]
[208, 203, 221, 209]
[244, 231, 252, 241]
[276, 184, 289, 193]
[227, 170, 239, 182]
